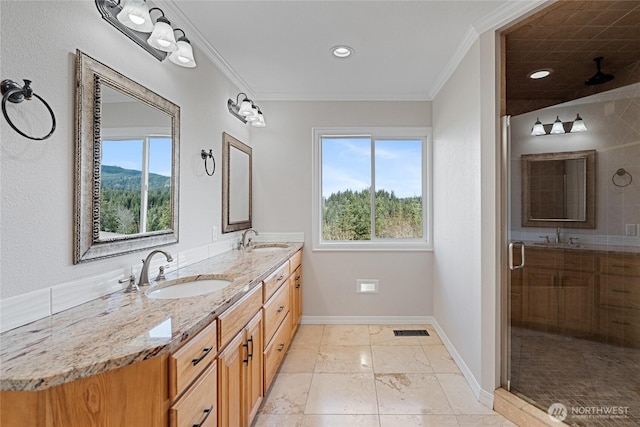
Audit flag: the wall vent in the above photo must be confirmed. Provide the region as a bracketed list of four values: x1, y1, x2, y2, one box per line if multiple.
[393, 329, 429, 336]
[356, 279, 379, 293]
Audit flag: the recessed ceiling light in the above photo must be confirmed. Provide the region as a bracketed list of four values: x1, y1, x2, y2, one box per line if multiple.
[528, 69, 552, 79]
[332, 45, 354, 58]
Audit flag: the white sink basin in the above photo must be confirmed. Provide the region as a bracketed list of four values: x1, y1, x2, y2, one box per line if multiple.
[147, 277, 233, 299]
[249, 244, 289, 252]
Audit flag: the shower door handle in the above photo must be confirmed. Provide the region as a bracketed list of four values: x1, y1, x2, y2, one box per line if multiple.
[508, 241, 525, 270]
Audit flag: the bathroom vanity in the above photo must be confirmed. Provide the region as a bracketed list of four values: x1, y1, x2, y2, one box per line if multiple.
[510, 243, 640, 347]
[0, 243, 303, 427]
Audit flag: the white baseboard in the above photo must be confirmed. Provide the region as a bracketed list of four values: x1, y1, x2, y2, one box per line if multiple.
[301, 315, 434, 325]
[430, 318, 494, 408]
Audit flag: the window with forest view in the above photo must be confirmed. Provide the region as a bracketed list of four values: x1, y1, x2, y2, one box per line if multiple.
[100, 137, 172, 238]
[313, 128, 431, 250]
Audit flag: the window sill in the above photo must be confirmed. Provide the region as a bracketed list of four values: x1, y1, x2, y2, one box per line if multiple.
[312, 241, 433, 252]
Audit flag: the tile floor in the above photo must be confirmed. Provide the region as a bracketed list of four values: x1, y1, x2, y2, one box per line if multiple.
[252, 324, 516, 427]
[510, 326, 640, 427]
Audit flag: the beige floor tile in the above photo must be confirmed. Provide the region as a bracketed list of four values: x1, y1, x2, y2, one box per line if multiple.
[423, 345, 460, 373]
[417, 327, 443, 346]
[291, 325, 324, 348]
[369, 325, 422, 346]
[379, 414, 459, 426]
[260, 373, 313, 414]
[315, 345, 373, 373]
[321, 324, 371, 346]
[456, 414, 518, 426]
[372, 345, 433, 373]
[301, 414, 380, 427]
[436, 374, 494, 415]
[252, 413, 304, 427]
[280, 346, 319, 373]
[375, 373, 453, 415]
[305, 373, 378, 415]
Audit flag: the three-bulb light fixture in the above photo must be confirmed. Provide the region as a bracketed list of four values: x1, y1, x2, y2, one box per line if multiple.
[227, 93, 266, 127]
[531, 114, 587, 136]
[96, 0, 196, 68]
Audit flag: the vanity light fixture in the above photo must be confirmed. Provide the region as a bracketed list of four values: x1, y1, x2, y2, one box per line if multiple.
[530, 114, 587, 136]
[227, 93, 267, 127]
[95, 0, 196, 67]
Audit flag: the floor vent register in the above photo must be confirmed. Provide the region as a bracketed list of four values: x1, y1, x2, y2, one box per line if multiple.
[393, 329, 429, 337]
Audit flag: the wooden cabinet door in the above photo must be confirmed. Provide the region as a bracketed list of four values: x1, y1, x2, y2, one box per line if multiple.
[244, 312, 263, 426]
[522, 267, 559, 328]
[558, 270, 595, 334]
[291, 265, 302, 333]
[217, 332, 244, 427]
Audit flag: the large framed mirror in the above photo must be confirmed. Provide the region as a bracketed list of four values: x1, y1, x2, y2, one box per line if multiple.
[222, 132, 252, 233]
[74, 50, 180, 263]
[521, 149, 595, 229]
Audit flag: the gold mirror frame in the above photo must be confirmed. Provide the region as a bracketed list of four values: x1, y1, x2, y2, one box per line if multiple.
[74, 50, 180, 263]
[222, 132, 252, 233]
[521, 149, 596, 229]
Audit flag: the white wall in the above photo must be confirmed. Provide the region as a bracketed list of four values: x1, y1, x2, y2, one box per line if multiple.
[251, 101, 433, 319]
[0, 1, 250, 301]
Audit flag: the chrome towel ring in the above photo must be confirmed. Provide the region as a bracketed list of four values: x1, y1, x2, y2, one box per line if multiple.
[612, 168, 632, 188]
[201, 149, 216, 176]
[1, 79, 56, 141]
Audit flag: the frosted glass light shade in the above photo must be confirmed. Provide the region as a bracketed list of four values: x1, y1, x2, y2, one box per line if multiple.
[147, 17, 177, 52]
[246, 107, 259, 122]
[238, 100, 254, 116]
[571, 114, 587, 132]
[252, 112, 266, 127]
[531, 118, 546, 136]
[168, 39, 196, 68]
[550, 116, 565, 134]
[117, 0, 153, 32]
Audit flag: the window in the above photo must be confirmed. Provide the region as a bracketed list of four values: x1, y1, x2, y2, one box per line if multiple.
[100, 136, 172, 238]
[312, 127, 432, 251]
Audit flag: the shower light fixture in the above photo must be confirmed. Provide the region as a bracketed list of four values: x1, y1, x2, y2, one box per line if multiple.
[530, 114, 587, 136]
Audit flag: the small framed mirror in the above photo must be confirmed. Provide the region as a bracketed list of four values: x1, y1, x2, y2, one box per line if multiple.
[222, 132, 252, 233]
[74, 50, 180, 263]
[521, 149, 595, 228]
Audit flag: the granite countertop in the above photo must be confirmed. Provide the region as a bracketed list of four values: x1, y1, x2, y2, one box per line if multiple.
[0, 243, 303, 392]
[520, 241, 640, 254]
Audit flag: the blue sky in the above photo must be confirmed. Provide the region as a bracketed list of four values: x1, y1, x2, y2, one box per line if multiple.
[321, 137, 422, 198]
[101, 138, 172, 177]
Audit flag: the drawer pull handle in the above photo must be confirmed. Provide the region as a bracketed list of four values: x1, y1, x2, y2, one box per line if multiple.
[247, 336, 254, 358]
[296, 275, 301, 280]
[277, 343, 285, 352]
[277, 305, 285, 313]
[192, 405, 213, 427]
[612, 320, 631, 326]
[611, 264, 631, 269]
[277, 275, 285, 282]
[612, 289, 631, 294]
[296, 284, 301, 289]
[192, 347, 213, 366]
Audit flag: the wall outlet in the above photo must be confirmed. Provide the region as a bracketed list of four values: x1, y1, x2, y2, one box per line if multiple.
[625, 224, 637, 236]
[356, 279, 379, 293]
[212, 226, 218, 241]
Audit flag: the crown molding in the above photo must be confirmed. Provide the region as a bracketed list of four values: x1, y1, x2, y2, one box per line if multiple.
[255, 91, 432, 102]
[161, 0, 255, 98]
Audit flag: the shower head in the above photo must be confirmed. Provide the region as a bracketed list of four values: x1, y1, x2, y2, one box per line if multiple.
[585, 57, 614, 86]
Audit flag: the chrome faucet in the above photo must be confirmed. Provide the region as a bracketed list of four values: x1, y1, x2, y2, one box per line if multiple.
[139, 249, 173, 287]
[555, 227, 561, 244]
[241, 228, 259, 248]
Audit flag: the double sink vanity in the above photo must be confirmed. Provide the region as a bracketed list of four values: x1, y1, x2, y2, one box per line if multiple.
[0, 242, 303, 427]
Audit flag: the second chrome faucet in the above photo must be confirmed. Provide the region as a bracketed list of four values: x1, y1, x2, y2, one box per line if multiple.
[139, 249, 173, 287]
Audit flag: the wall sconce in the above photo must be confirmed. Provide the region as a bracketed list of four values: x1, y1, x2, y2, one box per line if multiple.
[531, 114, 587, 136]
[95, 0, 196, 68]
[227, 93, 266, 127]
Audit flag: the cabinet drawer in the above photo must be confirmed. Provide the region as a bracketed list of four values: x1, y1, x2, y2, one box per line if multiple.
[263, 262, 289, 302]
[264, 313, 292, 391]
[170, 320, 218, 400]
[289, 250, 302, 275]
[600, 254, 640, 277]
[525, 248, 560, 268]
[600, 275, 640, 310]
[218, 285, 262, 350]
[599, 307, 640, 344]
[170, 361, 217, 427]
[563, 251, 596, 272]
[263, 282, 290, 345]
